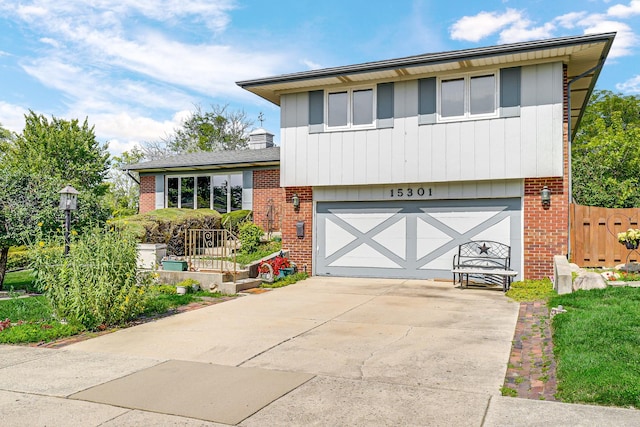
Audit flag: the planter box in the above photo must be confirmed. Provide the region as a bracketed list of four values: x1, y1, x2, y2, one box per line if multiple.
[277, 267, 295, 279]
[162, 260, 188, 272]
[137, 243, 167, 269]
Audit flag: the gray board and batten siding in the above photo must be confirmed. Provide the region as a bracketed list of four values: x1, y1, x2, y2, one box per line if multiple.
[280, 62, 563, 188]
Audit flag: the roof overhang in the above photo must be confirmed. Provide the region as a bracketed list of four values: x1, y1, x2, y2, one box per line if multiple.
[126, 160, 280, 174]
[237, 33, 615, 138]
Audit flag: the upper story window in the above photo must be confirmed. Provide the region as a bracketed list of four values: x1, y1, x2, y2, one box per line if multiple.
[326, 87, 375, 129]
[439, 73, 497, 120]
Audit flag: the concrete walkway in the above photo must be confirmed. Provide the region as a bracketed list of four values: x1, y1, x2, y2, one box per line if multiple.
[1, 277, 639, 426]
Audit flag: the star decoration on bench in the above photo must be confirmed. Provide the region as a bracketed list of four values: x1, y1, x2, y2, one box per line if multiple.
[478, 243, 491, 255]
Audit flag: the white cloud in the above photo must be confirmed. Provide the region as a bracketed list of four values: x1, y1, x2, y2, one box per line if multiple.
[450, 9, 523, 42]
[608, 0, 640, 18]
[4, 1, 288, 104]
[554, 12, 588, 29]
[581, 20, 637, 58]
[616, 74, 640, 93]
[39, 37, 61, 48]
[302, 59, 322, 70]
[498, 20, 555, 44]
[0, 101, 27, 133]
[449, 6, 637, 59]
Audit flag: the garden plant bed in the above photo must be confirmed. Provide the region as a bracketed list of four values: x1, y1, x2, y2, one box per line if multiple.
[34, 295, 238, 349]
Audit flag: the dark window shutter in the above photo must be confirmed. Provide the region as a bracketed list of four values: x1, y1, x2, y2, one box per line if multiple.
[377, 83, 394, 119]
[309, 90, 324, 125]
[500, 67, 521, 108]
[418, 78, 436, 115]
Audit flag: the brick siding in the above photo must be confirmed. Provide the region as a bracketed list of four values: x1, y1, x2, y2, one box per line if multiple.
[139, 175, 156, 214]
[522, 64, 569, 279]
[253, 169, 285, 233]
[282, 187, 313, 274]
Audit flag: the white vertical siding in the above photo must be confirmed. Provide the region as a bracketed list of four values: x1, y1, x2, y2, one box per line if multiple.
[155, 175, 165, 210]
[242, 171, 253, 210]
[280, 61, 564, 187]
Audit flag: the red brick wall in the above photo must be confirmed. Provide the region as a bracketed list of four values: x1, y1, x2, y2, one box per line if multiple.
[522, 64, 569, 279]
[282, 187, 313, 274]
[139, 175, 156, 214]
[253, 169, 285, 233]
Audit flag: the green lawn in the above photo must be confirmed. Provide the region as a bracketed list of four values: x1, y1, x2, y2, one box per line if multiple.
[0, 285, 234, 344]
[2, 269, 37, 292]
[550, 287, 640, 408]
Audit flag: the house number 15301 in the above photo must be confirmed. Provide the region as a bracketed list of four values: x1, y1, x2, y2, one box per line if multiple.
[390, 188, 432, 197]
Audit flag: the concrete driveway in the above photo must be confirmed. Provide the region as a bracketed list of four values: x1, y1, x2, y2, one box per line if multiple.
[2, 277, 640, 426]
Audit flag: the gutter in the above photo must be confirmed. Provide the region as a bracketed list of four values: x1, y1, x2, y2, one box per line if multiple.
[125, 169, 140, 185]
[566, 49, 610, 261]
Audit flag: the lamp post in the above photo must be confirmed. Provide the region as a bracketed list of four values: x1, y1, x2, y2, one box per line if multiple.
[59, 185, 79, 255]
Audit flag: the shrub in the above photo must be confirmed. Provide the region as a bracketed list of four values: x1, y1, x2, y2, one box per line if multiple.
[238, 222, 264, 254]
[31, 226, 151, 330]
[6, 247, 30, 271]
[113, 208, 222, 256]
[221, 210, 252, 235]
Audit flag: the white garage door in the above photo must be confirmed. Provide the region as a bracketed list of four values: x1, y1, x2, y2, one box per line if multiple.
[315, 199, 521, 279]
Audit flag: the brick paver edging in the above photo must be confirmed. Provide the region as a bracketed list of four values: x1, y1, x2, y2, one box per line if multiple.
[503, 300, 558, 401]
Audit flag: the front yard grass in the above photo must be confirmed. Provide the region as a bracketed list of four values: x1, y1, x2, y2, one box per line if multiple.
[2, 269, 37, 293]
[0, 285, 234, 345]
[550, 287, 640, 408]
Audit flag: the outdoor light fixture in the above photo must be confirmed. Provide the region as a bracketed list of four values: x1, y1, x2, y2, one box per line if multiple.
[540, 186, 551, 207]
[59, 185, 79, 255]
[292, 193, 300, 209]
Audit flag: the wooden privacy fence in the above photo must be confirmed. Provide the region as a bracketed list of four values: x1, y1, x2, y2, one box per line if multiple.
[571, 204, 640, 267]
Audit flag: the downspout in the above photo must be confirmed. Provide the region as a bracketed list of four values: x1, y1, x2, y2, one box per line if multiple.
[566, 61, 605, 260]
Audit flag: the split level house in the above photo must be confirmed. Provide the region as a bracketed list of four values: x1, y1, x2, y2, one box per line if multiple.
[128, 32, 615, 281]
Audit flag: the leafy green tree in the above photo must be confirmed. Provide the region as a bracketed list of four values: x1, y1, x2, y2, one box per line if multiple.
[143, 104, 253, 159]
[105, 147, 145, 217]
[0, 123, 12, 156]
[572, 91, 640, 207]
[0, 113, 111, 289]
[0, 170, 61, 287]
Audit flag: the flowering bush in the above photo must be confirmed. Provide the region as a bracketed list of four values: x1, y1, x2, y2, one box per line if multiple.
[259, 256, 290, 276]
[617, 228, 640, 247]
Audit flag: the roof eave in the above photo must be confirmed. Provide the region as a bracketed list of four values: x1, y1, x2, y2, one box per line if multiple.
[236, 33, 616, 89]
[124, 160, 280, 174]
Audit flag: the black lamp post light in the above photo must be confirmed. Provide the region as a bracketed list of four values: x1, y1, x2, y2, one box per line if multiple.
[59, 185, 79, 255]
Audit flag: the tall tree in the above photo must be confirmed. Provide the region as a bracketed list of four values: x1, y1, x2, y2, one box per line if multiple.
[142, 104, 253, 159]
[572, 90, 640, 208]
[105, 147, 145, 217]
[0, 113, 111, 288]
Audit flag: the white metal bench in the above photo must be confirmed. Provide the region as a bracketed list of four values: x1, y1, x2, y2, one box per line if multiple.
[452, 241, 518, 292]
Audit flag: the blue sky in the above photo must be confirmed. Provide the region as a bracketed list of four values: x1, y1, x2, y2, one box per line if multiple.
[0, 0, 639, 155]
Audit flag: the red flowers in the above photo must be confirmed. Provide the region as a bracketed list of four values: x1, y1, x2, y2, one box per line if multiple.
[260, 256, 290, 276]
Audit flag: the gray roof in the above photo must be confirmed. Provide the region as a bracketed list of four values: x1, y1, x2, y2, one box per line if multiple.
[124, 147, 280, 172]
[236, 33, 615, 137]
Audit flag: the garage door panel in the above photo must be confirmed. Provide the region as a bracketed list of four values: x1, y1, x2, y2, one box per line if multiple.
[316, 199, 521, 280]
[328, 243, 403, 269]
